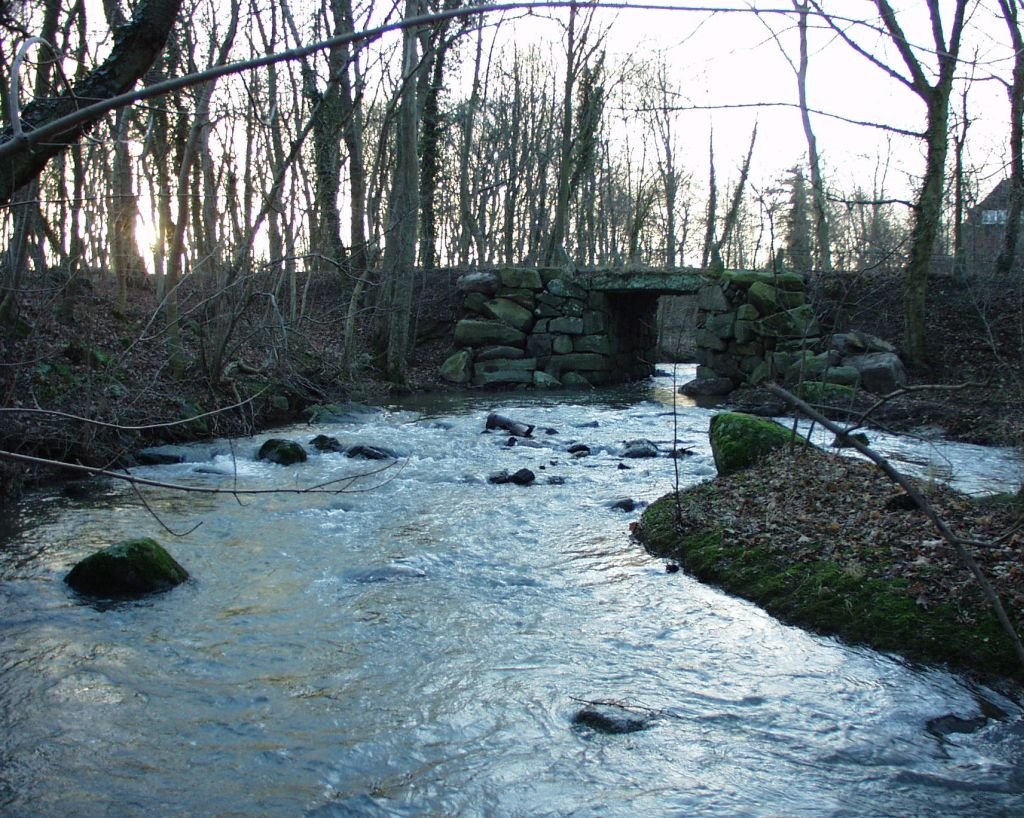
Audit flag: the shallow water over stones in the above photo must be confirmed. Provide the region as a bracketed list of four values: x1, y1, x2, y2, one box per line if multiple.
[1, 367, 1022, 817]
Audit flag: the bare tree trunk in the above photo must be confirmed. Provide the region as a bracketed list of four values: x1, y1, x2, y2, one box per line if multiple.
[546, 3, 579, 264]
[457, 24, 484, 266]
[702, 130, 718, 271]
[164, 0, 240, 376]
[996, 0, 1024, 276]
[793, 0, 832, 272]
[381, 0, 422, 383]
[110, 108, 148, 311]
[952, 89, 970, 280]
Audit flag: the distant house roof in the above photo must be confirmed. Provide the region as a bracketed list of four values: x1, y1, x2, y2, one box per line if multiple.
[979, 179, 1012, 209]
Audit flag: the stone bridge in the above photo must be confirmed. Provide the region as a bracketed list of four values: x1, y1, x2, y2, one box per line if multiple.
[439, 266, 820, 389]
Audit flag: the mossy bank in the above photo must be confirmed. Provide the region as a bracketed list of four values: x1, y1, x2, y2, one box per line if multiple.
[638, 447, 1024, 683]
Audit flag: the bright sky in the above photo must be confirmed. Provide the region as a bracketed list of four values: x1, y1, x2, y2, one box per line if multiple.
[584, 1, 1014, 200]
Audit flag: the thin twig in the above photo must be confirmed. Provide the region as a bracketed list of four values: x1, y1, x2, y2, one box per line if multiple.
[0, 449, 404, 495]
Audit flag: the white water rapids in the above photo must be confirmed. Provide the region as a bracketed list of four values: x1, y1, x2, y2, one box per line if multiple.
[1, 367, 1022, 817]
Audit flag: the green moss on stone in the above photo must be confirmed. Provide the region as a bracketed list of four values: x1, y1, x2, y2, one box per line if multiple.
[640, 495, 1021, 680]
[709, 412, 806, 476]
[794, 381, 857, 404]
[65, 537, 189, 597]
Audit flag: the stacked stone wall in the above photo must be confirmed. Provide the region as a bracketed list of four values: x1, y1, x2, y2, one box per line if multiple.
[440, 268, 657, 388]
[691, 270, 822, 387]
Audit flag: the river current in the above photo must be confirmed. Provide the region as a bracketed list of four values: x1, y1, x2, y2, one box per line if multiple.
[2, 367, 1023, 817]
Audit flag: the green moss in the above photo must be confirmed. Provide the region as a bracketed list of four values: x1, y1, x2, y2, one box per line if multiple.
[640, 495, 1022, 680]
[65, 537, 189, 597]
[709, 412, 806, 476]
[794, 380, 857, 404]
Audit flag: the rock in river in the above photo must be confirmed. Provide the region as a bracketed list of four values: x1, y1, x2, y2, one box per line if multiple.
[65, 537, 189, 597]
[571, 703, 652, 735]
[258, 438, 308, 466]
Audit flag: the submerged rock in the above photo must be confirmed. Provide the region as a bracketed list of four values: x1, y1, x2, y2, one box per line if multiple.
[621, 439, 659, 458]
[310, 434, 346, 453]
[65, 537, 189, 597]
[609, 498, 644, 512]
[488, 468, 536, 486]
[571, 703, 652, 735]
[258, 438, 307, 466]
[346, 444, 399, 460]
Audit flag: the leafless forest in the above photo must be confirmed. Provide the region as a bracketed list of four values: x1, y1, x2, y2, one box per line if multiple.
[1, 0, 1023, 397]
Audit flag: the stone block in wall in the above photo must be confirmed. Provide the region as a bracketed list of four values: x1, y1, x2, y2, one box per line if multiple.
[534, 303, 561, 319]
[526, 334, 554, 357]
[574, 335, 612, 355]
[473, 357, 538, 386]
[822, 366, 861, 387]
[738, 355, 762, 375]
[538, 267, 567, 285]
[553, 335, 574, 354]
[695, 329, 728, 352]
[533, 318, 550, 333]
[747, 281, 806, 316]
[474, 369, 534, 386]
[731, 340, 762, 357]
[561, 372, 592, 388]
[754, 305, 820, 339]
[588, 291, 610, 311]
[463, 291, 489, 315]
[454, 319, 526, 348]
[498, 288, 538, 309]
[536, 292, 567, 310]
[582, 311, 607, 334]
[736, 303, 759, 321]
[694, 348, 709, 366]
[705, 312, 736, 339]
[776, 337, 818, 352]
[734, 319, 755, 344]
[707, 351, 743, 379]
[440, 350, 473, 383]
[476, 345, 525, 361]
[499, 267, 543, 290]
[534, 370, 562, 388]
[547, 278, 588, 300]
[772, 350, 800, 375]
[549, 316, 584, 335]
[697, 283, 730, 311]
[484, 298, 534, 332]
[549, 352, 607, 372]
[721, 270, 804, 291]
[559, 298, 584, 317]
[749, 361, 771, 384]
[457, 271, 501, 295]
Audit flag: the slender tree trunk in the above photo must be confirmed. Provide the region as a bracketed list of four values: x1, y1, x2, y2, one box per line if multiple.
[996, 0, 1024, 276]
[110, 108, 148, 310]
[794, 0, 832, 271]
[546, 3, 578, 264]
[952, 90, 970, 280]
[164, 0, 239, 376]
[702, 130, 718, 270]
[381, 0, 422, 383]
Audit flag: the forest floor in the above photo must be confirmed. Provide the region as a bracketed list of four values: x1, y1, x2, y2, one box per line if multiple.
[2, 268, 1023, 678]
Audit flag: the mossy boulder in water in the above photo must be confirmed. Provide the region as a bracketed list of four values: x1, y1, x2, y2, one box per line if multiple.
[709, 412, 806, 476]
[258, 438, 307, 465]
[65, 538, 189, 597]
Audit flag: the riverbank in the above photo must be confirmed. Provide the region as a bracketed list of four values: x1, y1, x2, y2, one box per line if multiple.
[638, 445, 1024, 683]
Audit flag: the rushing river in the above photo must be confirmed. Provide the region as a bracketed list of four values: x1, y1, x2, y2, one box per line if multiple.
[2, 366, 1023, 818]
